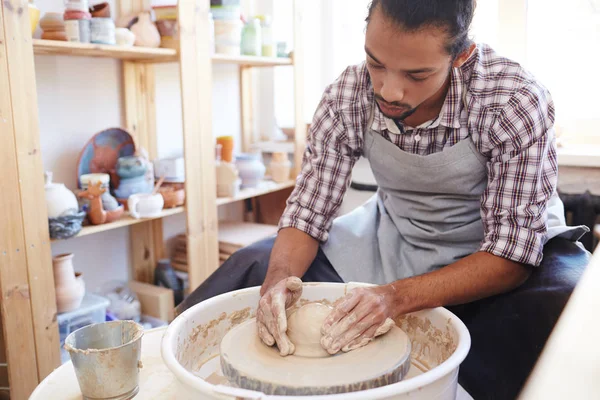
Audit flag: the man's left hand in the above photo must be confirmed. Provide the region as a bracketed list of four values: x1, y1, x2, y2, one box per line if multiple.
[320, 285, 398, 355]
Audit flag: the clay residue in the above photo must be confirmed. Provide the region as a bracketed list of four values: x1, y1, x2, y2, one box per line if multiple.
[395, 315, 456, 369]
[205, 372, 230, 385]
[138, 360, 143, 369]
[229, 307, 251, 326]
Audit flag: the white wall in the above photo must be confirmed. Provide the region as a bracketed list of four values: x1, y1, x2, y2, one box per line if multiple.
[37, 0, 265, 292]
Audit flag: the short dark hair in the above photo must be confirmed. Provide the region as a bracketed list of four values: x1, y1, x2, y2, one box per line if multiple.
[366, 0, 476, 57]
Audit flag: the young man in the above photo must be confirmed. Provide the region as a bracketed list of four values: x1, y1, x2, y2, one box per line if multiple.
[179, 1, 589, 398]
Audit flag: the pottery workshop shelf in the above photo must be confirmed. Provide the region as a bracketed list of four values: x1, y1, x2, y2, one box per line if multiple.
[51, 207, 184, 242]
[32, 39, 178, 62]
[32, 40, 293, 67]
[216, 180, 296, 206]
[212, 54, 293, 67]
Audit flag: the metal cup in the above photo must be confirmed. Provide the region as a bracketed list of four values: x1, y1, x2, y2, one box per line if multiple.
[65, 320, 144, 400]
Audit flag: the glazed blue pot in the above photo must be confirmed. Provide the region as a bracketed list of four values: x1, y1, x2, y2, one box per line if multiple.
[116, 156, 147, 179]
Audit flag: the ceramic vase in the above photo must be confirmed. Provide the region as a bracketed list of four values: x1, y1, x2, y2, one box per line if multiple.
[270, 152, 291, 183]
[45, 171, 79, 218]
[53, 253, 85, 313]
[235, 153, 266, 188]
[130, 11, 161, 48]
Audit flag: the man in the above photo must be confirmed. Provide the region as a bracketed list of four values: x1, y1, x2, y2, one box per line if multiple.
[179, 1, 589, 398]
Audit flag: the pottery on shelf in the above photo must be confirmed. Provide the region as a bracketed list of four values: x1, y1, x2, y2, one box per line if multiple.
[159, 184, 185, 208]
[235, 153, 266, 188]
[78, 181, 124, 225]
[127, 193, 164, 219]
[48, 211, 86, 240]
[29, 2, 41, 35]
[45, 171, 79, 218]
[90, 2, 111, 18]
[40, 12, 65, 40]
[53, 253, 85, 313]
[129, 11, 161, 48]
[115, 27, 135, 46]
[77, 128, 135, 189]
[270, 152, 291, 183]
[116, 155, 147, 179]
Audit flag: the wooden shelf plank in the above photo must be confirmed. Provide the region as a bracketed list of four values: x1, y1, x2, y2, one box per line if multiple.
[32, 40, 292, 67]
[251, 140, 295, 153]
[217, 180, 296, 206]
[51, 207, 184, 241]
[32, 39, 178, 62]
[212, 53, 293, 67]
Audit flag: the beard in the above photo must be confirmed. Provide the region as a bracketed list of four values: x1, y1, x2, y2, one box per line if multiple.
[374, 94, 418, 120]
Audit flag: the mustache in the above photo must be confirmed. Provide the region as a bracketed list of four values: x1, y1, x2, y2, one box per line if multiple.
[374, 94, 412, 109]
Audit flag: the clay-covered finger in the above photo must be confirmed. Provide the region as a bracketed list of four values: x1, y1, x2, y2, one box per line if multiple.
[257, 319, 275, 346]
[285, 277, 303, 308]
[341, 324, 379, 352]
[327, 315, 377, 354]
[321, 290, 361, 334]
[373, 318, 395, 337]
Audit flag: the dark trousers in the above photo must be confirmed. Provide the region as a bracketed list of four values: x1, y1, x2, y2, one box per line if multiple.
[177, 237, 590, 400]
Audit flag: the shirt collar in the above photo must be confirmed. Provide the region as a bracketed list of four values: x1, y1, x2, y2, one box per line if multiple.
[370, 66, 464, 134]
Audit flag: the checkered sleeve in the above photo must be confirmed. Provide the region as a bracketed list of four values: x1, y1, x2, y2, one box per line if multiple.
[479, 83, 558, 266]
[278, 89, 360, 242]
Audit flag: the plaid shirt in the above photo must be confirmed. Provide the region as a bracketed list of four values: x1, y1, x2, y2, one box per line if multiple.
[279, 44, 557, 267]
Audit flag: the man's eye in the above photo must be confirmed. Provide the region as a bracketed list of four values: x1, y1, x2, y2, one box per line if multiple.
[368, 62, 384, 70]
[408, 74, 428, 82]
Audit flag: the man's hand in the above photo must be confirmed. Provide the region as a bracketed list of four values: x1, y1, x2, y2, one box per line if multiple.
[256, 277, 303, 356]
[320, 285, 397, 355]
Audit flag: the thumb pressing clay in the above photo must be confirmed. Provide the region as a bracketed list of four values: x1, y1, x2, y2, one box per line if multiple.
[287, 303, 332, 358]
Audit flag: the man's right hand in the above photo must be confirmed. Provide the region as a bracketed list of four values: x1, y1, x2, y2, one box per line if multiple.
[256, 276, 303, 356]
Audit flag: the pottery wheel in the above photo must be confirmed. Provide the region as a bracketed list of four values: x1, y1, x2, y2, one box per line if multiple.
[219, 318, 411, 396]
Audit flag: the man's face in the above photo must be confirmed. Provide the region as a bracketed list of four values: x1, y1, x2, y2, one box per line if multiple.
[365, 7, 454, 120]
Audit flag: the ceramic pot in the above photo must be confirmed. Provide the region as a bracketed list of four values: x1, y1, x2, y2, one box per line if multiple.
[130, 12, 161, 48]
[235, 153, 266, 188]
[270, 152, 291, 183]
[91, 17, 116, 45]
[113, 175, 153, 199]
[159, 186, 185, 208]
[53, 253, 85, 313]
[116, 156, 147, 179]
[128, 193, 164, 219]
[90, 2, 110, 18]
[115, 28, 135, 46]
[45, 171, 79, 218]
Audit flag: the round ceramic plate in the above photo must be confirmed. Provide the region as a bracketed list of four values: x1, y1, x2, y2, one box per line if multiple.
[220, 318, 411, 396]
[76, 128, 135, 188]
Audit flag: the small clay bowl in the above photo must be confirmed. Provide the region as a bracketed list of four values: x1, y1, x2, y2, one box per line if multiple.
[159, 187, 185, 208]
[90, 2, 111, 18]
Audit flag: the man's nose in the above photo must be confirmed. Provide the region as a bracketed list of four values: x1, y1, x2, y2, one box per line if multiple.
[380, 73, 405, 104]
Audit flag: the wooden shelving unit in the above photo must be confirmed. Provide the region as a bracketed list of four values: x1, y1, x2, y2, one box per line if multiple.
[0, 0, 305, 398]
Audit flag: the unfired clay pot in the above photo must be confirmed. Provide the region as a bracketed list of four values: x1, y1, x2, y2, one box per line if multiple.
[53, 253, 85, 313]
[130, 12, 161, 48]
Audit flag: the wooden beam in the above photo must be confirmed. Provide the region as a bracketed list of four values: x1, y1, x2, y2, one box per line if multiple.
[123, 61, 164, 283]
[240, 66, 254, 152]
[0, 0, 61, 396]
[178, 0, 220, 289]
[292, 0, 306, 176]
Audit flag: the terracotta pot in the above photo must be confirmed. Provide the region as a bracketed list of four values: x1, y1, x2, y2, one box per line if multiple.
[90, 2, 110, 18]
[159, 186, 185, 208]
[53, 253, 85, 313]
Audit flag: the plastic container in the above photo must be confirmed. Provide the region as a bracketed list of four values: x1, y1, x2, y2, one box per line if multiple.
[241, 17, 261, 56]
[57, 293, 110, 363]
[161, 282, 471, 399]
[213, 19, 242, 55]
[256, 15, 274, 57]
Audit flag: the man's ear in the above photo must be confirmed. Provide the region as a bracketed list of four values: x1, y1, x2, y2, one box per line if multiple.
[452, 43, 476, 68]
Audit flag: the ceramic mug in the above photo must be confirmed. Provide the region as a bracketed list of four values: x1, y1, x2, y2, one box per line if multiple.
[127, 193, 164, 219]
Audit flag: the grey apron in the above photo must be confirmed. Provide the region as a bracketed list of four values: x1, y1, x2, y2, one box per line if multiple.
[321, 103, 588, 285]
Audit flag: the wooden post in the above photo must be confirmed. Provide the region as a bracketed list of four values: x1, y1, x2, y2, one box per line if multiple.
[0, 0, 61, 397]
[120, 3, 164, 284]
[178, 0, 220, 289]
[292, 0, 306, 177]
[240, 66, 254, 153]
